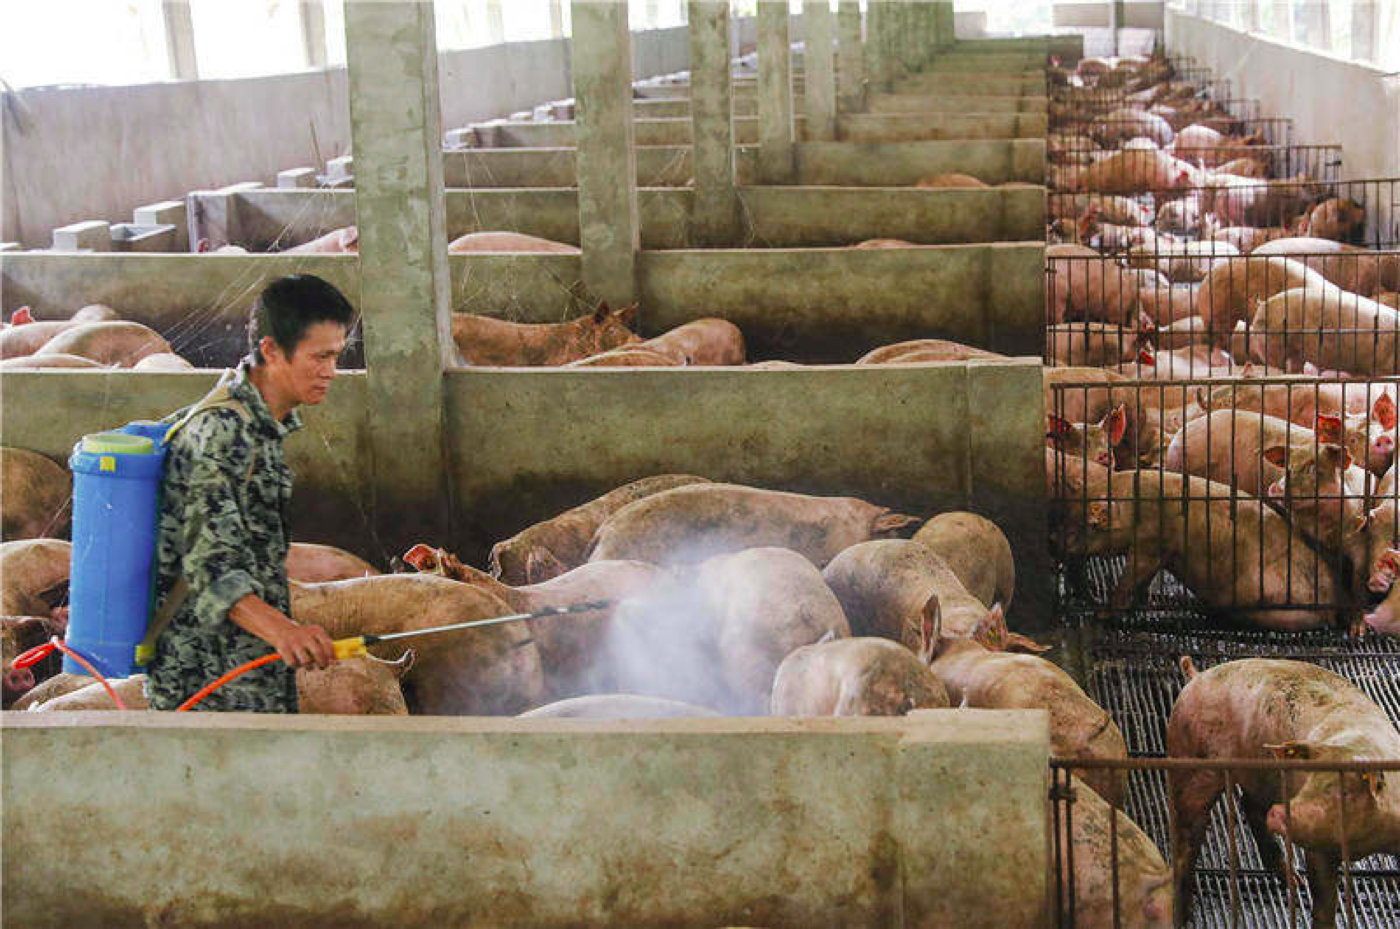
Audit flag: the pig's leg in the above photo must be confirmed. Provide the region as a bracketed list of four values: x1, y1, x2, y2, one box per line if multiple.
[1169, 768, 1223, 927]
[1239, 793, 1286, 877]
[1304, 850, 1340, 928]
[1110, 550, 1163, 609]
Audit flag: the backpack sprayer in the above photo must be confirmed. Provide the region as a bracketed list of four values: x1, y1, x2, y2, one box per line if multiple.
[10, 373, 612, 711]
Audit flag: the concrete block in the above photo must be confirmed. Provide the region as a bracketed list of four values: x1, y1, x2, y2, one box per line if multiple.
[50, 219, 111, 252]
[326, 154, 354, 179]
[109, 222, 179, 253]
[185, 181, 260, 251]
[134, 200, 189, 252]
[2, 711, 1050, 929]
[276, 167, 318, 189]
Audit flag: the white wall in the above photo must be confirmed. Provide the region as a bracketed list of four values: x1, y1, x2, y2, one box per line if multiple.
[0, 24, 697, 249]
[1165, 9, 1400, 181]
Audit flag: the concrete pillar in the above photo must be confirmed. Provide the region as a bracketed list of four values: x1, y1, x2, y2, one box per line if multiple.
[836, 1, 864, 111]
[865, 1, 893, 91]
[161, 0, 198, 80]
[299, 0, 327, 69]
[896, 2, 917, 75]
[345, 0, 453, 558]
[1272, 0, 1294, 40]
[756, 1, 795, 183]
[803, 0, 837, 141]
[1352, 0, 1378, 60]
[277, 167, 319, 189]
[546, 0, 565, 38]
[485, 0, 507, 44]
[572, 0, 640, 308]
[687, 1, 739, 245]
[938, 1, 955, 49]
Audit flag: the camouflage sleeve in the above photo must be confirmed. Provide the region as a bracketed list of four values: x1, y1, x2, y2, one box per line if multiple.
[176, 410, 264, 628]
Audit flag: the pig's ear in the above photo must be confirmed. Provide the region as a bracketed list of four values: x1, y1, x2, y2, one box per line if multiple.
[917, 595, 942, 663]
[341, 226, 359, 248]
[1046, 415, 1075, 441]
[1005, 629, 1051, 654]
[1315, 413, 1344, 446]
[1086, 500, 1111, 530]
[1138, 346, 1155, 366]
[1194, 386, 1211, 410]
[873, 512, 922, 536]
[1106, 404, 1128, 446]
[1262, 445, 1289, 469]
[401, 543, 439, 573]
[612, 304, 639, 328]
[1302, 360, 1321, 376]
[1374, 393, 1397, 430]
[591, 301, 612, 324]
[970, 603, 1008, 652]
[1263, 740, 1315, 760]
[10, 306, 32, 325]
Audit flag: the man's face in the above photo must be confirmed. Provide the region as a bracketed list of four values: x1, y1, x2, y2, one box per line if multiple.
[262, 322, 348, 408]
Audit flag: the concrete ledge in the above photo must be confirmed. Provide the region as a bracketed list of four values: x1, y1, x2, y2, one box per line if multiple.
[2, 709, 1049, 929]
[2, 243, 1045, 360]
[216, 185, 1044, 251]
[866, 92, 1049, 113]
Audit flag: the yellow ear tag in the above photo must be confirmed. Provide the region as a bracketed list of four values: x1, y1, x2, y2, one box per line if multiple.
[100, 456, 116, 472]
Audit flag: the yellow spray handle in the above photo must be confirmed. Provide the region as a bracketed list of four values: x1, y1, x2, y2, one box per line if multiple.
[333, 636, 369, 660]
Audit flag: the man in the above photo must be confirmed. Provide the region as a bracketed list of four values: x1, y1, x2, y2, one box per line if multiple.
[145, 274, 354, 712]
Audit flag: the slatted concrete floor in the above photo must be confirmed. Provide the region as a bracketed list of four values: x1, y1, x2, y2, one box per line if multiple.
[1059, 554, 1400, 927]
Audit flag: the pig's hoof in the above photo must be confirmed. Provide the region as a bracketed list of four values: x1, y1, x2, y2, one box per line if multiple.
[1346, 615, 1369, 638]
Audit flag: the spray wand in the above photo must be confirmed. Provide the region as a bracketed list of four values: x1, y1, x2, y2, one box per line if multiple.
[13, 600, 612, 712]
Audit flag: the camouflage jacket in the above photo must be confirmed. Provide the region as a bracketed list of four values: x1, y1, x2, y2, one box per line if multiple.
[145, 360, 303, 712]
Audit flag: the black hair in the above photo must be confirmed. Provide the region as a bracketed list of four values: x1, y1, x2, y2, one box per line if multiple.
[247, 274, 356, 363]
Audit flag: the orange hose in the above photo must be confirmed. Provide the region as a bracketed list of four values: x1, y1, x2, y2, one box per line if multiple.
[175, 653, 282, 712]
[12, 637, 129, 710]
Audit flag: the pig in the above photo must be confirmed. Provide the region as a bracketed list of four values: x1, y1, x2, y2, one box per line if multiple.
[1209, 224, 1290, 252]
[587, 484, 920, 570]
[1127, 239, 1239, 284]
[821, 539, 1037, 649]
[855, 338, 1006, 365]
[770, 635, 949, 717]
[518, 694, 719, 718]
[911, 511, 1015, 611]
[1050, 194, 1154, 227]
[1136, 256, 1326, 336]
[1250, 284, 1400, 377]
[30, 675, 150, 711]
[1056, 774, 1174, 928]
[286, 542, 379, 583]
[1047, 244, 1165, 326]
[2, 616, 64, 707]
[489, 474, 711, 584]
[402, 544, 663, 700]
[295, 652, 414, 715]
[451, 303, 640, 366]
[1, 321, 81, 359]
[0, 539, 71, 617]
[1199, 378, 1396, 477]
[1078, 469, 1342, 630]
[1168, 657, 1400, 928]
[1, 449, 71, 540]
[917, 605, 1127, 805]
[131, 352, 193, 371]
[286, 225, 358, 253]
[1295, 198, 1366, 243]
[1097, 107, 1174, 146]
[1048, 322, 1146, 367]
[72, 304, 122, 323]
[1047, 404, 1128, 470]
[446, 231, 579, 253]
[291, 573, 543, 715]
[1164, 409, 1343, 498]
[1078, 149, 1202, 194]
[1253, 237, 1396, 297]
[1206, 175, 1322, 229]
[0, 353, 105, 370]
[694, 547, 853, 713]
[34, 321, 171, 367]
[564, 347, 680, 367]
[1212, 155, 1269, 178]
[913, 173, 988, 189]
[10, 671, 93, 710]
[634, 318, 745, 366]
[853, 238, 920, 248]
[1154, 195, 1203, 235]
[1152, 314, 1210, 349]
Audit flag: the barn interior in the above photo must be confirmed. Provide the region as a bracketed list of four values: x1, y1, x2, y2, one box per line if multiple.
[5, 2, 1400, 927]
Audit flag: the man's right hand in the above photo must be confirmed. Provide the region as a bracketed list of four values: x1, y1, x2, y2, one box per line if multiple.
[228, 594, 337, 670]
[270, 621, 336, 670]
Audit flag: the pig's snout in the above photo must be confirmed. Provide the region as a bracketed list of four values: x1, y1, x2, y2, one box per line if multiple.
[1266, 803, 1290, 835]
[1371, 433, 1395, 469]
[3, 666, 35, 698]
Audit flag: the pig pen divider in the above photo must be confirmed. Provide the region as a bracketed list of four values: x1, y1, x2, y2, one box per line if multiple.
[1049, 756, 1400, 929]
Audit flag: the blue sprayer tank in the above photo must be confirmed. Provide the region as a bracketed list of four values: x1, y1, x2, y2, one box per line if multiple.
[64, 420, 173, 677]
